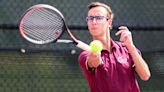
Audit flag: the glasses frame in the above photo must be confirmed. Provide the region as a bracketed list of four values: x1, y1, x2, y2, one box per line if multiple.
[86, 16, 109, 23]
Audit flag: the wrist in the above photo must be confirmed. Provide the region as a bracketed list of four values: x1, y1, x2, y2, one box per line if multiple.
[85, 58, 95, 71]
[127, 44, 136, 53]
[86, 55, 103, 69]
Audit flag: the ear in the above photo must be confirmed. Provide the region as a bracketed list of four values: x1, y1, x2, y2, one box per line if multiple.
[108, 19, 113, 29]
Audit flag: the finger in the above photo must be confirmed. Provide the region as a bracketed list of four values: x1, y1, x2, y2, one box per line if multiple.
[119, 32, 125, 42]
[115, 26, 128, 35]
[115, 29, 127, 36]
[115, 29, 124, 36]
[119, 31, 129, 42]
[88, 52, 100, 58]
[118, 26, 128, 30]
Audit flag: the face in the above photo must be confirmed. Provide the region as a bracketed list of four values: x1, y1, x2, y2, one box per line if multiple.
[87, 6, 111, 37]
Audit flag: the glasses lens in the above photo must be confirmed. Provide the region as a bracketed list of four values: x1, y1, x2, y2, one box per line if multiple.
[95, 16, 104, 20]
[86, 16, 106, 23]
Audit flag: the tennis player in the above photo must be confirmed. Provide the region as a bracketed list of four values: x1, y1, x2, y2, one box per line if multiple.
[78, 2, 151, 92]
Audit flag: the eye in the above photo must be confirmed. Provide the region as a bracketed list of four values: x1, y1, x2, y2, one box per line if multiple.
[96, 16, 104, 20]
[86, 16, 94, 21]
[90, 16, 95, 20]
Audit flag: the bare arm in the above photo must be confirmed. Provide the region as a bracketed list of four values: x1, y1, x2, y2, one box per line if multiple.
[128, 45, 151, 80]
[115, 26, 151, 81]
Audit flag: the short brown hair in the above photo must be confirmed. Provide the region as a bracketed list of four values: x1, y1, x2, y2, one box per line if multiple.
[88, 2, 114, 19]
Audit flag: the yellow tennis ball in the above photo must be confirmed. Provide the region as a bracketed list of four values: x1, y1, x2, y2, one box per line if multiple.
[89, 40, 103, 53]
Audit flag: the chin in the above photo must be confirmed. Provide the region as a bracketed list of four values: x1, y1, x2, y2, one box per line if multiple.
[90, 29, 98, 34]
[92, 33, 102, 36]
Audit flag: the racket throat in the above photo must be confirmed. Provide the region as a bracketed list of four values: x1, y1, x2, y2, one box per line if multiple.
[76, 40, 91, 51]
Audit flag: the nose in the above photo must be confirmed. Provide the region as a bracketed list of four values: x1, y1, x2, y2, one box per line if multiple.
[92, 18, 97, 23]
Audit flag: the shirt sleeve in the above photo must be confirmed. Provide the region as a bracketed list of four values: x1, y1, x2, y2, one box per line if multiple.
[78, 51, 95, 87]
[78, 51, 95, 73]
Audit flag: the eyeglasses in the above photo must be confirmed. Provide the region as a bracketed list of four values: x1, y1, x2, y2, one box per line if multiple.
[86, 16, 108, 23]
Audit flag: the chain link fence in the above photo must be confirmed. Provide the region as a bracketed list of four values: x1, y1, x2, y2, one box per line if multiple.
[0, 0, 164, 92]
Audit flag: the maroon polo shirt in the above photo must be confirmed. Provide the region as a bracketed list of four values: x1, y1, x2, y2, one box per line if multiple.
[78, 39, 140, 92]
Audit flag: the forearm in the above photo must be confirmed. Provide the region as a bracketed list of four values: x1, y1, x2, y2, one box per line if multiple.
[128, 45, 151, 81]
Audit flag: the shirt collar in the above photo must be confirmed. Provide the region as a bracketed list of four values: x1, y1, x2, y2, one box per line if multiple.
[102, 39, 119, 52]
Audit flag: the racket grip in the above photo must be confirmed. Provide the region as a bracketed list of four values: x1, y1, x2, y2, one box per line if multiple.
[76, 40, 91, 51]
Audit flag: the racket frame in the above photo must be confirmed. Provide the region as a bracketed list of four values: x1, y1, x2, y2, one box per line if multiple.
[19, 4, 91, 51]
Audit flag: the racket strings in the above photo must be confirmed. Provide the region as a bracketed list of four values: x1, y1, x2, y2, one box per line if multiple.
[22, 8, 64, 42]
[26, 9, 61, 40]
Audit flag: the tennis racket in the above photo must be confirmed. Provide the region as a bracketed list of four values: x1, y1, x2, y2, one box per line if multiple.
[19, 4, 91, 51]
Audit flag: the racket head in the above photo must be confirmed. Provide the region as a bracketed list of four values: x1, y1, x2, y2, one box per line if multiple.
[19, 4, 66, 44]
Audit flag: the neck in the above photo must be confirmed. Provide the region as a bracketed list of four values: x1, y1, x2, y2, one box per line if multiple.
[93, 30, 111, 50]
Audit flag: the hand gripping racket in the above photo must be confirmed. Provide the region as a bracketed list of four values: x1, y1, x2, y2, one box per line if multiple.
[19, 4, 91, 51]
